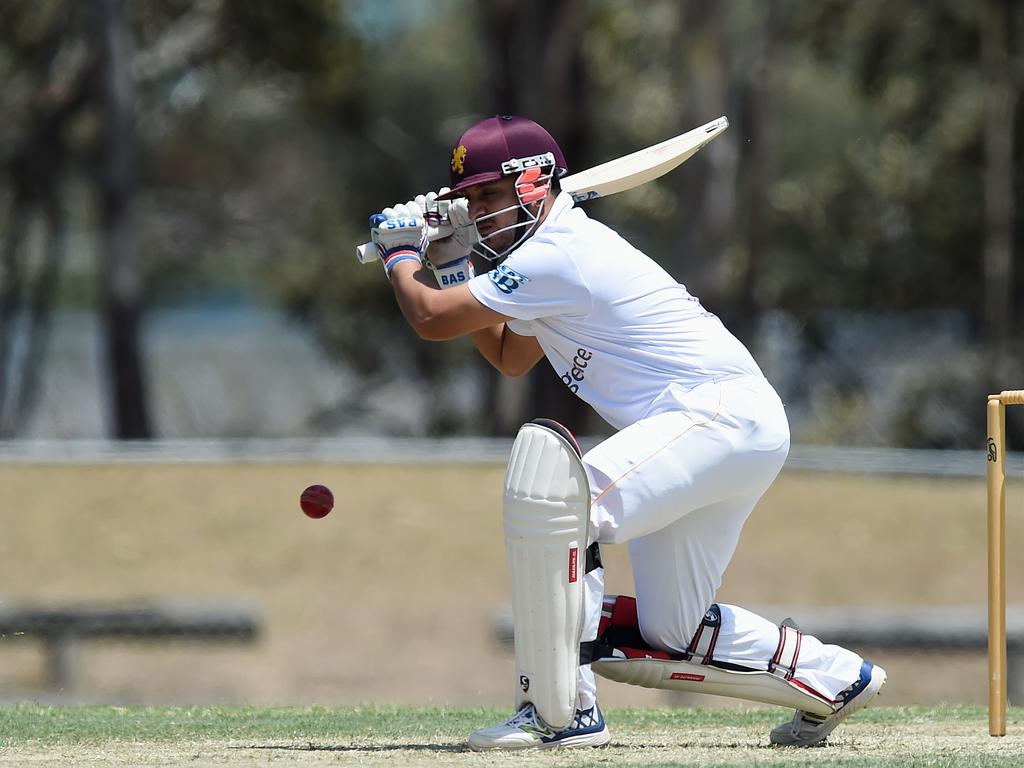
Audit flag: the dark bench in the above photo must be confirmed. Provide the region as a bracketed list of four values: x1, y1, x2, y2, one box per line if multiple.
[0, 600, 261, 689]
[492, 604, 1024, 701]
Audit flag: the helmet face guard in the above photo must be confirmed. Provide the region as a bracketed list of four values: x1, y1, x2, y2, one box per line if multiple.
[471, 152, 556, 262]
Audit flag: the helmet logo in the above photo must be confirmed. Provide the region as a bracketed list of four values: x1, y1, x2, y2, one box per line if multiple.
[451, 144, 468, 176]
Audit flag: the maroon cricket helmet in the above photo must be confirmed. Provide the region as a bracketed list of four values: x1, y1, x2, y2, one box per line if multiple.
[439, 115, 567, 199]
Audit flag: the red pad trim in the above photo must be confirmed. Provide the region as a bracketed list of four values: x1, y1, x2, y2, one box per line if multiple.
[598, 594, 641, 638]
[611, 595, 639, 627]
[790, 676, 834, 707]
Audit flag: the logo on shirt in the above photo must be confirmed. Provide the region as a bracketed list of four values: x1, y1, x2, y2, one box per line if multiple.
[488, 264, 530, 294]
[560, 347, 593, 394]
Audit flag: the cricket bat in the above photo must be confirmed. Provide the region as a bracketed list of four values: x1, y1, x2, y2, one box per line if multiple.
[354, 115, 729, 263]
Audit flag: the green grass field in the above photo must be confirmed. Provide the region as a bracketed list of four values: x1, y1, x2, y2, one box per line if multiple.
[1, 705, 1022, 767]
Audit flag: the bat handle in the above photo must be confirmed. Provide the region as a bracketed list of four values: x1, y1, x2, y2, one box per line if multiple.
[356, 213, 387, 263]
[355, 242, 377, 263]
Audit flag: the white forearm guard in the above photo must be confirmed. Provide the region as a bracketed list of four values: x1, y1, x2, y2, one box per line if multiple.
[427, 252, 474, 289]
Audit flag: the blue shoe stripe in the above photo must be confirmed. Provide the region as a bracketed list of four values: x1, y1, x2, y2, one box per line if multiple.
[539, 705, 605, 744]
[836, 661, 873, 708]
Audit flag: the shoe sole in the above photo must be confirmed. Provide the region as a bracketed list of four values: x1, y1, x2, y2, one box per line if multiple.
[540, 725, 610, 750]
[468, 725, 610, 751]
[772, 665, 887, 747]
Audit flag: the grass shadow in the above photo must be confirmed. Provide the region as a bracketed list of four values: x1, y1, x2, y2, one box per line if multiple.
[241, 742, 471, 753]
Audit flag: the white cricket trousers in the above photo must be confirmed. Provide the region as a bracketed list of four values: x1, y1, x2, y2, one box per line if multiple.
[575, 375, 863, 710]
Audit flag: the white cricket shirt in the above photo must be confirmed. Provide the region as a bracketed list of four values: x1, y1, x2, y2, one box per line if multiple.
[467, 192, 764, 430]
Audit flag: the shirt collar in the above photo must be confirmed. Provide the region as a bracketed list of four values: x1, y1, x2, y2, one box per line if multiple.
[532, 191, 575, 238]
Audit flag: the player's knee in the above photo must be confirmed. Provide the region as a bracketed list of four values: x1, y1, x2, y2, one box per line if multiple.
[527, 418, 582, 457]
[636, 602, 711, 655]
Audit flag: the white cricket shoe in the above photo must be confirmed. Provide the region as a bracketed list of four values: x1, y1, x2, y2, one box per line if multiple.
[467, 703, 610, 751]
[770, 661, 887, 747]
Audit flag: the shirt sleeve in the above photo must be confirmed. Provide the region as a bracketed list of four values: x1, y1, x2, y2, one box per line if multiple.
[506, 319, 535, 337]
[467, 239, 591, 321]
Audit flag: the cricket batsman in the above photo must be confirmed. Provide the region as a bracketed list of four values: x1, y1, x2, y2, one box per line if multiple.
[369, 115, 886, 750]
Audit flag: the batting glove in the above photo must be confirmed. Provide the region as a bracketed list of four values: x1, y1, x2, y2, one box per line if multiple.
[416, 188, 455, 242]
[410, 188, 471, 288]
[446, 196, 480, 253]
[370, 202, 427, 278]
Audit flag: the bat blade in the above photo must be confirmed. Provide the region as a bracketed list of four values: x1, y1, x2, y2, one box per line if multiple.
[354, 115, 729, 263]
[562, 116, 728, 202]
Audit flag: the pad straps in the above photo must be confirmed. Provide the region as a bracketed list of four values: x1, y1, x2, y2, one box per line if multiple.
[767, 623, 803, 681]
[580, 595, 716, 666]
[682, 604, 722, 665]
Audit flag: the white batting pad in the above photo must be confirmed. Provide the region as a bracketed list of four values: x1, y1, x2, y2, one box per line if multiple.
[504, 421, 591, 730]
[592, 657, 835, 716]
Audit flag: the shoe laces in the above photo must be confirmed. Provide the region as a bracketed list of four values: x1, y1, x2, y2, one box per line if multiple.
[504, 703, 598, 735]
[572, 706, 600, 731]
[504, 704, 545, 731]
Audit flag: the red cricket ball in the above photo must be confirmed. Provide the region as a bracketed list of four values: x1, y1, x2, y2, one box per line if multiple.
[300, 484, 334, 519]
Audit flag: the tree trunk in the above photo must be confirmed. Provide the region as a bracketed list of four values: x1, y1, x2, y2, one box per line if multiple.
[95, 0, 151, 438]
[6, 191, 66, 436]
[731, 4, 775, 350]
[0, 6, 93, 437]
[479, 0, 593, 434]
[0, 195, 28, 427]
[981, 0, 1017, 384]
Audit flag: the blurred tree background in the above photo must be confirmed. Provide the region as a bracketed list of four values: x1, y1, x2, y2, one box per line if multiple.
[0, 0, 1020, 446]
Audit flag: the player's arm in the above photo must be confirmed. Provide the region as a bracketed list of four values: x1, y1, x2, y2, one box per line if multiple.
[372, 196, 541, 375]
[370, 195, 484, 339]
[388, 262, 542, 373]
[469, 323, 544, 377]
[388, 260, 505, 340]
